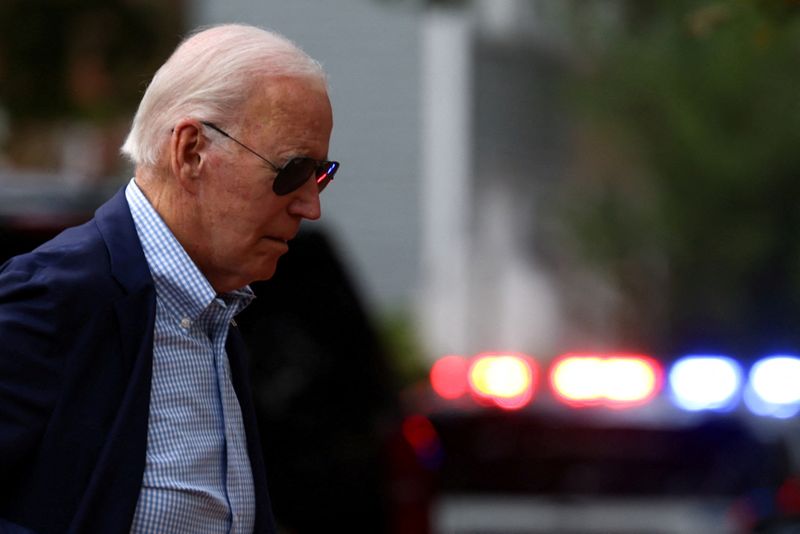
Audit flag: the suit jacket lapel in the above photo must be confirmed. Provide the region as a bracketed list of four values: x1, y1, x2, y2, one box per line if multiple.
[227, 327, 277, 534]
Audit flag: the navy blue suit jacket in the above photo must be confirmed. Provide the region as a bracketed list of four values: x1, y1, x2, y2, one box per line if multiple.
[0, 188, 275, 533]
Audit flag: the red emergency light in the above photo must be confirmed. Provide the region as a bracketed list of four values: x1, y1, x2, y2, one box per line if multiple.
[430, 355, 470, 400]
[549, 353, 663, 408]
[467, 352, 538, 410]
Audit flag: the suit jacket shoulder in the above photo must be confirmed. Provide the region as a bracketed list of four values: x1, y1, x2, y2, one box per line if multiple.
[0, 187, 274, 533]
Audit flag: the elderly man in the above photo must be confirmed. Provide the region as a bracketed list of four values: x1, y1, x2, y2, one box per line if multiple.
[0, 24, 337, 533]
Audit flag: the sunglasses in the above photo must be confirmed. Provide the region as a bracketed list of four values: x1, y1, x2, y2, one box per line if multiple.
[201, 121, 339, 196]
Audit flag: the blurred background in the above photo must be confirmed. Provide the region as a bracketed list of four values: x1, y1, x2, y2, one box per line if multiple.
[3, 0, 800, 532]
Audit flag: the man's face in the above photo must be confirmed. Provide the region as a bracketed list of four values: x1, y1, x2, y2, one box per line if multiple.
[191, 76, 333, 293]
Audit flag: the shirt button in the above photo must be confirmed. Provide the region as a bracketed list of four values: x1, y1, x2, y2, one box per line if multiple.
[180, 317, 192, 329]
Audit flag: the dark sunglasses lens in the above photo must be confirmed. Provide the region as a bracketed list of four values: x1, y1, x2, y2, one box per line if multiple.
[272, 159, 318, 195]
[273, 159, 339, 195]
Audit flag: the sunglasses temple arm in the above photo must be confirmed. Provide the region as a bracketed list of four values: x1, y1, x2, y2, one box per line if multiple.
[202, 121, 281, 172]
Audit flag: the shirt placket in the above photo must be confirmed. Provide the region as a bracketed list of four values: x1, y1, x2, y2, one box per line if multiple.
[208, 298, 255, 534]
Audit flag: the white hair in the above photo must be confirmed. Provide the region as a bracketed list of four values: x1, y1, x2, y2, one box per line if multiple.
[121, 23, 326, 168]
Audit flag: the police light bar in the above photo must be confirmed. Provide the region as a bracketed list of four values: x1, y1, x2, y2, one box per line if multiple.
[429, 350, 800, 418]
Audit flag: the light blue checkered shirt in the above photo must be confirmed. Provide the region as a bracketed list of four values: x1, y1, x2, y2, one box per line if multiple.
[126, 179, 256, 534]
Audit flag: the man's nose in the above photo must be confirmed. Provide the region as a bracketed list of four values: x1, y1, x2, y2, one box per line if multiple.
[288, 178, 322, 220]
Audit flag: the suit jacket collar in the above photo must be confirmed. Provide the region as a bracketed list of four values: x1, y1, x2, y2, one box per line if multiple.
[94, 186, 153, 294]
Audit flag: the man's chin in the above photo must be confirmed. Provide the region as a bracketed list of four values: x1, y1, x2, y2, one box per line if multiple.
[251, 261, 279, 284]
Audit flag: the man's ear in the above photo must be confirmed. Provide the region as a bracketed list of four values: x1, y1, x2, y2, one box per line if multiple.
[170, 119, 207, 192]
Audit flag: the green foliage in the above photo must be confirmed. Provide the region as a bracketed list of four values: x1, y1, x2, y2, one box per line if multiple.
[376, 309, 428, 387]
[0, 0, 182, 122]
[568, 0, 800, 352]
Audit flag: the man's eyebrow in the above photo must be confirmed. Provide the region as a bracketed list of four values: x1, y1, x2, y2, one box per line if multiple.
[276, 151, 314, 165]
